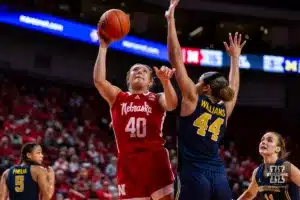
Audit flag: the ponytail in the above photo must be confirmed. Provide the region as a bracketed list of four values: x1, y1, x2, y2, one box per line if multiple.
[218, 86, 235, 102]
[209, 76, 234, 102]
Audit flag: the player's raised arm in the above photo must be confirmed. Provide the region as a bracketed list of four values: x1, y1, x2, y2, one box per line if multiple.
[154, 66, 178, 111]
[223, 32, 246, 119]
[34, 166, 55, 200]
[238, 168, 258, 200]
[166, 0, 197, 100]
[93, 37, 121, 107]
[0, 169, 9, 200]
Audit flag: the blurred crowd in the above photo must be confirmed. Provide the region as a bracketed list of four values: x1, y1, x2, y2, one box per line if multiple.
[0, 72, 257, 200]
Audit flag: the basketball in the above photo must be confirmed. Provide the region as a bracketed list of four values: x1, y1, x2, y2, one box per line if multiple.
[98, 9, 130, 42]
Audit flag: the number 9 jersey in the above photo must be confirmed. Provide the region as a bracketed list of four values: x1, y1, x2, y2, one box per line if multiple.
[110, 91, 174, 200]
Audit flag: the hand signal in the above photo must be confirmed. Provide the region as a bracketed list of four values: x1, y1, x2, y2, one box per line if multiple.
[223, 32, 246, 57]
[154, 66, 176, 82]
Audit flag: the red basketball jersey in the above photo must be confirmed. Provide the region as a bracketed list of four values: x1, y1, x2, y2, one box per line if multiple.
[110, 91, 166, 154]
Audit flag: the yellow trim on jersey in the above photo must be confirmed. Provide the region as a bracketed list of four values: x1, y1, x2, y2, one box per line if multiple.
[175, 175, 181, 200]
[285, 188, 291, 200]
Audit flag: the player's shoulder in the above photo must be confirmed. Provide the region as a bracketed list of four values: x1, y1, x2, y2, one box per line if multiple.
[4, 165, 17, 175]
[2, 168, 10, 178]
[31, 165, 46, 171]
[111, 91, 130, 106]
[31, 165, 46, 173]
[253, 166, 259, 175]
[116, 91, 129, 98]
[251, 167, 260, 183]
[152, 92, 160, 99]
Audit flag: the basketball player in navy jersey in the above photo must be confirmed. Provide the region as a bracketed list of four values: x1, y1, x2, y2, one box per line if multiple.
[238, 131, 300, 200]
[0, 143, 55, 200]
[166, 0, 246, 199]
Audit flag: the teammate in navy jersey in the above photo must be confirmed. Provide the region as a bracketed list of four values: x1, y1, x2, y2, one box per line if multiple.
[94, 34, 178, 199]
[238, 131, 300, 200]
[0, 143, 55, 200]
[166, 0, 246, 199]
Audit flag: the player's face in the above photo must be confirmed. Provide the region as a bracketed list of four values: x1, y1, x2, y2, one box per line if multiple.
[28, 145, 44, 165]
[259, 132, 278, 157]
[128, 64, 152, 91]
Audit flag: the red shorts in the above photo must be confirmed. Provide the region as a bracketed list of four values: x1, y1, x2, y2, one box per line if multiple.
[117, 148, 174, 200]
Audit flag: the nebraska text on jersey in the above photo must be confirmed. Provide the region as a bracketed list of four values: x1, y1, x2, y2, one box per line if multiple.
[121, 102, 152, 116]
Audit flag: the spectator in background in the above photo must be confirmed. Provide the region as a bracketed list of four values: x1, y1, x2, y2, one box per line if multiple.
[52, 151, 69, 172]
[0, 137, 13, 158]
[73, 167, 91, 198]
[105, 156, 117, 179]
[69, 155, 80, 175]
[87, 144, 104, 166]
[96, 181, 113, 200]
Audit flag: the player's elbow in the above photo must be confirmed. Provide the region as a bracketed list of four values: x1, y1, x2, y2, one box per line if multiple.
[43, 192, 53, 200]
[93, 79, 106, 90]
[41, 186, 54, 200]
[166, 103, 177, 112]
[93, 78, 102, 85]
[166, 99, 178, 111]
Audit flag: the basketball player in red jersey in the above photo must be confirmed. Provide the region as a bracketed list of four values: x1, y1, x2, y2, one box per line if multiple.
[93, 36, 177, 200]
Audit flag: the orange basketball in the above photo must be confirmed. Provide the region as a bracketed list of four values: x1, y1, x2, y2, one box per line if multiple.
[97, 9, 130, 41]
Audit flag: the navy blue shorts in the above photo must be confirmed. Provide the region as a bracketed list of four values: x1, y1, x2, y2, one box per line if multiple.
[174, 169, 232, 200]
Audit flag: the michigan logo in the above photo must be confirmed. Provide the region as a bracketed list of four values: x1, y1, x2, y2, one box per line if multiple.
[265, 164, 289, 184]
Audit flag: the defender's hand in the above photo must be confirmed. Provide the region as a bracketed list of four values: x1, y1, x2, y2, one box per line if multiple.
[154, 66, 176, 83]
[165, 0, 179, 21]
[223, 32, 246, 58]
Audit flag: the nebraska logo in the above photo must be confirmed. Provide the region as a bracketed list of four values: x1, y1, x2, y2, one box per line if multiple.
[121, 102, 152, 116]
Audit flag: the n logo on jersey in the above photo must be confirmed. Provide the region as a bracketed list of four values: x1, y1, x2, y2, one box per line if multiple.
[118, 184, 126, 196]
[264, 164, 290, 184]
[134, 95, 140, 100]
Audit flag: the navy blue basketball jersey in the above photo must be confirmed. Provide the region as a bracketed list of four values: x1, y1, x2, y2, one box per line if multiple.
[255, 160, 300, 200]
[6, 165, 40, 200]
[177, 95, 227, 172]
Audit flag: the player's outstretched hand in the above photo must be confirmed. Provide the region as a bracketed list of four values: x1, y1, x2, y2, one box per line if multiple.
[98, 34, 111, 48]
[165, 0, 179, 21]
[97, 24, 111, 48]
[223, 32, 246, 58]
[154, 66, 176, 83]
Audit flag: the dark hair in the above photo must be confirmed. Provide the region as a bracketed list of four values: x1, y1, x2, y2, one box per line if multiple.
[220, 87, 234, 102]
[269, 132, 290, 160]
[21, 143, 41, 165]
[126, 64, 154, 90]
[200, 72, 234, 102]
